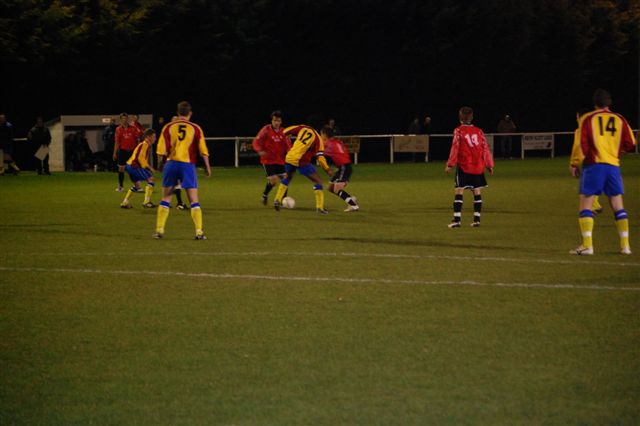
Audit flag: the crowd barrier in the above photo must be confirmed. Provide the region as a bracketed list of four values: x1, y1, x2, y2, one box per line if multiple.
[10, 130, 640, 171]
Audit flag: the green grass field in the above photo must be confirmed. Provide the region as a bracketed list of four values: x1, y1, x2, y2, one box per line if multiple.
[1, 156, 639, 425]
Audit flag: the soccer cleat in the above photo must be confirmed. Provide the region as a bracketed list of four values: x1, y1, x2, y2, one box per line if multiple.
[316, 208, 329, 215]
[569, 246, 594, 255]
[176, 202, 188, 210]
[152, 232, 164, 239]
[262, 195, 268, 206]
[447, 221, 461, 228]
[115, 186, 124, 192]
[142, 202, 156, 208]
[470, 221, 481, 227]
[195, 233, 208, 240]
[593, 208, 604, 215]
[120, 203, 132, 209]
[344, 204, 360, 212]
[274, 200, 281, 211]
[621, 247, 632, 255]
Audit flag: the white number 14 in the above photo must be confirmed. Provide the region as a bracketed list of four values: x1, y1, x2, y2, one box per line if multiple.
[464, 134, 479, 147]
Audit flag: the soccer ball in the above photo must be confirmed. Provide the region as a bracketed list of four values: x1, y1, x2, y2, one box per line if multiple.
[282, 196, 296, 209]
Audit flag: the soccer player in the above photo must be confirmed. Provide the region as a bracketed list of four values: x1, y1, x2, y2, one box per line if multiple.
[113, 113, 140, 192]
[570, 89, 636, 255]
[273, 124, 331, 214]
[154, 101, 211, 240]
[120, 128, 157, 209]
[570, 109, 602, 214]
[445, 106, 494, 228]
[320, 126, 359, 212]
[252, 110, 290, 205]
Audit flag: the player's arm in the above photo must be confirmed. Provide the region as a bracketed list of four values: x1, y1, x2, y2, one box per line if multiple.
[620, 118, 637, 152]
[569, 128, 583, 177]
[445, 130, 460, 173]
[252, 127, 267, 156]
[113, 128, 121, 160]
[197, 128, 212, 176]
[480, 131, 494, 174]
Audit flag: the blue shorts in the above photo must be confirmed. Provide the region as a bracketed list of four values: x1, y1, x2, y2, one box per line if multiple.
[580, 164, 624, 196]
[298, 163, 317, 176]
[125, 165, 152, 183]
[162, 161, 198, 189]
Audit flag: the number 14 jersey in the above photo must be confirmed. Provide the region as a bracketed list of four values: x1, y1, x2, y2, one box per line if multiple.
[446, 124, 494, 175]
[579, 108, 636, 167]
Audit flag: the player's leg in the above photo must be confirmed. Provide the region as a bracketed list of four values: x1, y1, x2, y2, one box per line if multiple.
[592, 196, 603, 214]
[330, 166, 358, 211]
[571, 164, 604, 255]
[449, 187, 464, 228]
[274, 164, 295, 210]
[604, 166, 630, 254]
[181, 164, 206, 239]
[608, 196, 631, 254]
[116, 150, 126, 191]
[471, 188, 482, 227]
[305, 171, 327, 214]
[185, 188, 206, 239]
[154, 162, 178, 238]
[448, 169, 465, 228]
[143, 174, 155, 207]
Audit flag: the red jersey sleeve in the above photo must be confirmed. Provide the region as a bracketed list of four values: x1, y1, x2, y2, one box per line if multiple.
[252, 126, 267, 152]
[446, 129, 461, 167]
[480, 130, 494, 168]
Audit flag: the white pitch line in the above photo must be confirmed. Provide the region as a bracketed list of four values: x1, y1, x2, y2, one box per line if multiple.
[7, 250, 640, 268]
[0, 266, 638, 292]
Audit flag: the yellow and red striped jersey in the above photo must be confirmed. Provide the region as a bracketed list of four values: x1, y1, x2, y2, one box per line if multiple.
[283, 125, 330, 172]
[126, 140, 152, 169]
[580, 108, 636, 166]
[156, 118, 209, 164]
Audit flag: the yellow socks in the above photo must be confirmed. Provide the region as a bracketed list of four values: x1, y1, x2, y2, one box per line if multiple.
[615, 210, 630, 251]
[156, 201, 171, 234]
[190, 203, 203, 235]
[314, 187, 324, 210]
[274, 183, 288, 203]
[144, 184, 154, 204]
[578, 211, 594, 248]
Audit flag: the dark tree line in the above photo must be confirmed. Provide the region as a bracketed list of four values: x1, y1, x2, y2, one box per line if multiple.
[1, 0, 638, 136]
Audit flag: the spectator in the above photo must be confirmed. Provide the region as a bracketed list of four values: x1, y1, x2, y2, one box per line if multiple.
[496, 114, 517, 158]
[327, 117, 342, 135]
[27, 117, 52, 175]
[407, 116, 421, 134]
[422, 116, 432, 135]
[0, 114, 20, 175]
[102, 118, 117, 171]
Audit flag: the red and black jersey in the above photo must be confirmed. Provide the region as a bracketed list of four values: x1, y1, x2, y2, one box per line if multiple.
[324, 137, 351, 167]
[446, 124, 494, 174]
[252, 124, 290, 165]
[115, 125, 139, 151]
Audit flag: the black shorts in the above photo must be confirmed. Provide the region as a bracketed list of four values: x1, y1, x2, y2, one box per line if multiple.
[454, 168, 487, 189]
[0, 140, 14, 155]
[330, 164, 352, 183]
[263, 164, 286, 177]
[117, 149, 134, 166]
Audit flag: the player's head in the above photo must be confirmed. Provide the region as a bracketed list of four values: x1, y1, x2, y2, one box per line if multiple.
[593, 89, 612, 108]
[320, 125, 334, 139]
[177, 101, 192, 118]
[119, 112, 129, 125]
[270, 110, 283, 129]
[458, 107, 473, 124]
[144, 128, 156, 143]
